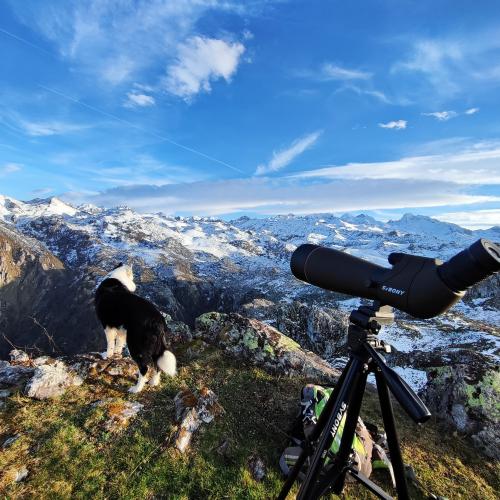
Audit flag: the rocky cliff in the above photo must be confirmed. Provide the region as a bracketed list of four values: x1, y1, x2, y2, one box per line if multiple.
[0, 223, 102, 358]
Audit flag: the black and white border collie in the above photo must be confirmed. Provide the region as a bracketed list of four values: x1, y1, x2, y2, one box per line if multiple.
[95, 264, 177, 393]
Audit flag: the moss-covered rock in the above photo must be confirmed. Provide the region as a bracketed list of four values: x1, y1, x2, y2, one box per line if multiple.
[194, 312, 339, 382]
[424, 363, 500, 460]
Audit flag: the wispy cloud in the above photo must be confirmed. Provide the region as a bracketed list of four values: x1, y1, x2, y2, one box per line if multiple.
[9, 1, 254, 87]
[422, 108, 480, 121]
[31, 187, 54, 196]
[82, 154, 203, 187]
[255, 130, 322, 176]
[164, 36, 246, 100]
[379, 120, 407, 130]
[298, 63, 393, 103]
[66, 142, 500, 216]
[422, 110, 458, 121]
[393, 33, 500, 98]
[320, 63, 372, 81]
[0, 108, 90, 137]
[334, 84, 393, 104]
[21, 120, 88, 136]
[68, 177, 495, 217]
[124, 92, 156, 108]
[0, 162, 22, 176]
[293, 142, 500, 185]
[434, 209, 500, 229]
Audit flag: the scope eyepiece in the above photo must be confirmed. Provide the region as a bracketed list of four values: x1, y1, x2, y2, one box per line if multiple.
[438, 239, 500, 292]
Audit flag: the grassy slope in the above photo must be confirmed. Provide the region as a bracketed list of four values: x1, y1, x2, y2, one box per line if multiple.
[1, 346, 498, 500]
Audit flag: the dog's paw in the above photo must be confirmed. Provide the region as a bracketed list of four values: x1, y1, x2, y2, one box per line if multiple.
[101, 351, 110, 360]
[149, 375, 161, 387]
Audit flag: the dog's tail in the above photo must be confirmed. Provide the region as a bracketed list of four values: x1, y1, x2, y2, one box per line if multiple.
[156, 350, 177, 377]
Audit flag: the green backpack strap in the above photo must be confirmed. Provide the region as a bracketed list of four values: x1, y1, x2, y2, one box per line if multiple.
[372, 442, 395, 487]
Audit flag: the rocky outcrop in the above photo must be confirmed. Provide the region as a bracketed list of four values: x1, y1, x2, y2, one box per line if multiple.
[0, 350, 138, 399]
[276, 301, 349, 360]
[194, 312, 339, 381]
[25, 359, 83, 399]
[423, 361, 499, 460]
[239, 298, 277, 322]
[464, 274, 500, 309]
[239, 299, 349, 361]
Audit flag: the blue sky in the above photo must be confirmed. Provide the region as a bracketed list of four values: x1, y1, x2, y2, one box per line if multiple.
[0, 0, 499, 228]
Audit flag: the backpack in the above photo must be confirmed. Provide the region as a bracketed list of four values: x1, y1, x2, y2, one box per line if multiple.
[279, 384, 394, 485]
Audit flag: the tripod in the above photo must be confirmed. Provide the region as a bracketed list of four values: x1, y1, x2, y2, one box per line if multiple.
[277, 302, 431, 500]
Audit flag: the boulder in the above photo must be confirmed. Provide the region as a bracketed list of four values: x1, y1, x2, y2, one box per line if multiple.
[194, 312, 339, 382]
[423, 363, 499, 460]
[25, 360, 83, 399]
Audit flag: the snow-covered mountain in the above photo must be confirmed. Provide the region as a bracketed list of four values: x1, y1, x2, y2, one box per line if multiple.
[1, 194, 498, 277]
[0, 194, 498, 392]
[1, 194, 498, 307]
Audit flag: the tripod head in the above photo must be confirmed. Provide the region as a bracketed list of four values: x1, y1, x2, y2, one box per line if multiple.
[345, 301, 431, 425]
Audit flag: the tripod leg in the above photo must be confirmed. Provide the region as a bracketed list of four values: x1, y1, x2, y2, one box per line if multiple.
[375, 370, 410, 500]
[310, 367, 368, 499]
[277, 358, 354, 500]
[296, 356, 365, 500]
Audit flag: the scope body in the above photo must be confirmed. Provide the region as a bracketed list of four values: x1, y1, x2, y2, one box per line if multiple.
[291, 239, 500, 319]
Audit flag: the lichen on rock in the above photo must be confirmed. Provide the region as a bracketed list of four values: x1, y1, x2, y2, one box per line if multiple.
[25, 360, 83, 400]
[423, 363, 500, 460]
[194, 312, 338, 382]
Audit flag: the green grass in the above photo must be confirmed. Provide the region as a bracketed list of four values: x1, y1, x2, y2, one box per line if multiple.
[1, 347, 499, 499]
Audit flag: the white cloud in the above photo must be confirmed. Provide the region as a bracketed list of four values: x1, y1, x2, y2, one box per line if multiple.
[66, 143, 500, 216]
[255, 131, 322, 176]
[0, 162, 22, 176]
[299, 64, 395, 104]
[82, 154, 202, 187]
[20, 120, 88, 136]
[434, 209, 500, 229]
[393, 34, 500, 97]
[379, 120, 407, 130]
[335, 85, 393, 104]
[321, 63, 372, 81]
[124, 92, 156, 108]
[10, 1, 253, 86]
[293, 143, 500, 185]
[102, 56, 136, 85]
[164, 36, 245, 100]
[31, 187, 54, 196]
[422, 110, 458, 121]
[69, 176, 495, 217]
[465, 107, 480, 115]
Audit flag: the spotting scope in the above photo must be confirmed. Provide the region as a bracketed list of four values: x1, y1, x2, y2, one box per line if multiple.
[291, 239, 500, 319]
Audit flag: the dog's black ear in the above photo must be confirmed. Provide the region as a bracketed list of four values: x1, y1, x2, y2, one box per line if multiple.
[113, 262, 124, 270]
